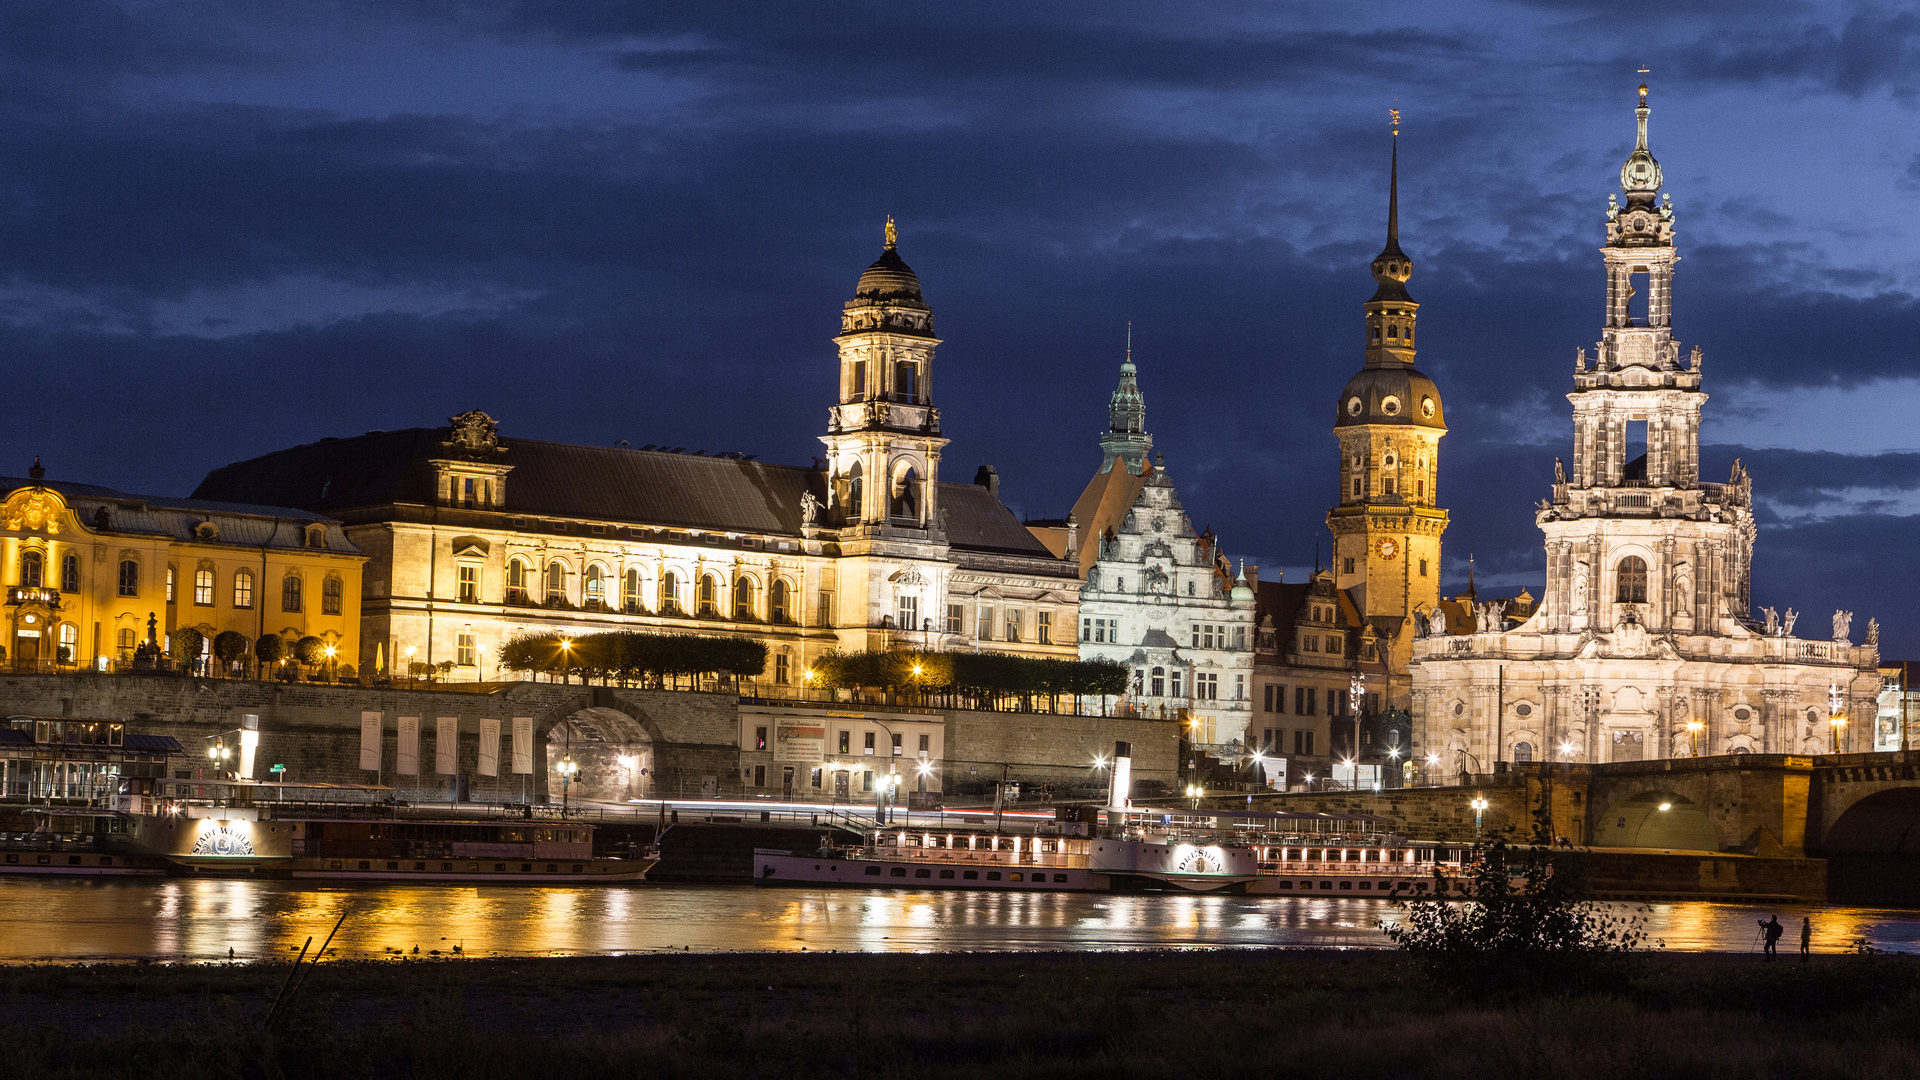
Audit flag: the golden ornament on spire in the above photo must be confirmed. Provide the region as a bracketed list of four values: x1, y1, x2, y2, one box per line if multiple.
[884, 215, 897, 250]
[1390, 107, 1400, 135]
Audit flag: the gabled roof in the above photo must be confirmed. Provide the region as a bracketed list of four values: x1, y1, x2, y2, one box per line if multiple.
[191, 426, 1058, 560]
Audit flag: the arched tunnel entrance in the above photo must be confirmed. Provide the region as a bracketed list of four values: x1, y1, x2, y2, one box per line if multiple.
[1822, 788, 1920, 905]
[1591, 791, 1718, 851]
[541, 706, 655, 806]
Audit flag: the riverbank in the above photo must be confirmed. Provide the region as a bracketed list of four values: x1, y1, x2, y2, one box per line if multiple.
[5, 950, 1919, 1078]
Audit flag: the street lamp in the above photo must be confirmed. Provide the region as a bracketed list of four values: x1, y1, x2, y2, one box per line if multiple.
[1828, 682, 1848, 754]
[1470, 793, 1490, 838]
[404, 645, 417, 687]
[206, 740, 232, 779]
[557, 755, 579, 817]
[1685, 719, 1704, 756]
[323, 644, 337, 683]
[557, 637, 573, 684]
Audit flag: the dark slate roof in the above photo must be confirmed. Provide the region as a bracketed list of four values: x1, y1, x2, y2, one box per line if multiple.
[126, 734, 186, 753]
[0, 728, 29, 746]
[192, 427, 1059, 559]
[0, 477, 356, 554]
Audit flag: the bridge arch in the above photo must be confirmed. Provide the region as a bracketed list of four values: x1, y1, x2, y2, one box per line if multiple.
[527, 691, 663, 804]
[1590, 789, 1718, 851]
[1822, 788, 1920, 855]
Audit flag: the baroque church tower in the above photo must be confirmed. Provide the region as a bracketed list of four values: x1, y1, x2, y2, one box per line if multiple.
[1540, 84, 1752, 637]
[819, 219, 954, 649]
[1326, 120, 1449, 706]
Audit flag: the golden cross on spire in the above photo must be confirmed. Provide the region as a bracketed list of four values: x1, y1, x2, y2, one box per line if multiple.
[884, 215, 897, 249]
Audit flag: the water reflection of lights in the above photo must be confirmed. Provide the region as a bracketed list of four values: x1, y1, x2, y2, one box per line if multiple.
[3, 883, 1919, 960]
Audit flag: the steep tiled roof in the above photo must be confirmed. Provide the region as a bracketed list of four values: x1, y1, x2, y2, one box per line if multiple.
[191, 427, 1057, 559]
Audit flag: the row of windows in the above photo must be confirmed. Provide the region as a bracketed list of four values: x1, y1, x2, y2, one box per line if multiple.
[1256, 728, 1316, 756]
[497, 561, 798, 623]
[1131, 667, 1246, 701]
[1260, 684, 1361, 718]
[1190, 624, 1246, 650]
[19, 554, 340, 613]
[1299, 633, 1343, 656]
[948, 604, 1051, 645]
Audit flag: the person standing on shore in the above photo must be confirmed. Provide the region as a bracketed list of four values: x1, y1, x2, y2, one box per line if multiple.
[1758, 915, 1783, 959]
[1801, 916, 1812, 959]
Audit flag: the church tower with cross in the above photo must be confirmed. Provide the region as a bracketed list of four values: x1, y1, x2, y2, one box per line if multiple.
[1324, 114, 1450, 711]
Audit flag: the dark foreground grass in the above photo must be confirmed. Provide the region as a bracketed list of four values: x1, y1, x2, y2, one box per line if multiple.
[4, 950, 1920, 1079]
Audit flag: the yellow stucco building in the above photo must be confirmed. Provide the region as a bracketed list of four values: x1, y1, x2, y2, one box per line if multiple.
[2, 462, 365, 672]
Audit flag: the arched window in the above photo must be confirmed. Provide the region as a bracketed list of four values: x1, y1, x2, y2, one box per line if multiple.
[1150, 666, 1166, 697]
[19, 551, 42, 588]
[734, 577, 756, 620]
[1616, 555, 1648, 603]
[623, 568, 642, 612]
[193, 569, 214, 606]
[545, 561, 567, 604]
[322, 576, 343, 615]
[660, 571, 680, 614]
[891, 466, 919, 521]
[117, 560, 139, 597]
[698, 574, 718, 616]
[584, 565, 604, 608]
[233, 570, 254, 609]
[282, 575, 302, 612]
[60, 553, 79, 593]
[1513, 741, 1534, 764]
[57, 623, 77, 663]
[506, 559, 529, 603]
[770, 579, 790, 624]
[846, 462, 864, 519]
[116, 628, 135, 654]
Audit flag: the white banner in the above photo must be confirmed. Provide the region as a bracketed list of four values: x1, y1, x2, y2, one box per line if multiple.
[477, 718, 500, 777]
[511, 717, 534, 775]
[359, 712, 382, 772]
[397, 716, 419, 775]
[436, 717, 458, 774]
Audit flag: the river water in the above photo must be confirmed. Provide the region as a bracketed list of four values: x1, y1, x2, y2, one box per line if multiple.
[2, 880, 1918, 961]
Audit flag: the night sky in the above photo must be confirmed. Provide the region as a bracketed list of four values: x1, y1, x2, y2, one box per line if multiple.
[2, 3, 1918, 651]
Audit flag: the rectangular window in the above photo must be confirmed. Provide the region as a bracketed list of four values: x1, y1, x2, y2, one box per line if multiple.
[1235, 674, 1245, 701]
[463, 477, 476, 508]
[1419, 558, 1428, 577]
[838, 730, 850, 754]
[897, 594, 918, 632]
[891, 733, 902, 755]
[233, 572, 253, 610]
[1264, 685, 1274, 712]
[193, 570, 213, 606]
[895, 360, 917, 400]
[1343, 557, 1356, 574]
[817, 590, 833, 627]
[811, 768, 822, 789]
[322, 577, 342, 616]
[1234, 627, 1246, 650]
[775, 652, 790, 684]
[947, 603, 964, 635]
[1170, 670, 1183, 698]
[1037, 611, 1051, 645]
[1083, 617, 1093, 643]
[863, 770, 874, 792]
[754, 764, 766, 787]
[457, 565, 478, 604]
[163, 565, 172, 602]
[1326, 635, 1342, 656]
[282, 575, 302, 612]
[755, 726, 768, 752]
[1382, 476, 1396, 495]
[918, 734, 930, 753]
[456, 632, 476, 666]
[977, 607, 993, 641]
[1190, 625, 1199, 648]
[1307, 688, 1317, 716]
[1005, 610, 1022, 643]
[1303, 635, 1317, 653]
[864, 731, 876, 754]
[851, 361, 867, 397]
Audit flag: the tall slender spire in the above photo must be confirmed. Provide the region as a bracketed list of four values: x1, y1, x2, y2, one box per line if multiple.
[1100, 323, 1151, 473]
[1620, 82, 1663, 200]
[1387, 108, 1400, 245]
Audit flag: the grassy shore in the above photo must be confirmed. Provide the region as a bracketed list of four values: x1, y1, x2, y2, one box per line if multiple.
[5, 950, 1919, 1078]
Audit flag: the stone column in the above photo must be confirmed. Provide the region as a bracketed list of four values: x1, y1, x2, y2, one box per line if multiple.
[1763, 689, 1795, 755]
[1658, 538, 1675, 632]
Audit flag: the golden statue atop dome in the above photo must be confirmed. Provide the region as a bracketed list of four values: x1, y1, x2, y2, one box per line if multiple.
[884, 215, 897, 250]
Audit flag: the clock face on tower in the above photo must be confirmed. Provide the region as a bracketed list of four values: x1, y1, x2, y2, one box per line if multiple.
[1377, 538, 1399, 560]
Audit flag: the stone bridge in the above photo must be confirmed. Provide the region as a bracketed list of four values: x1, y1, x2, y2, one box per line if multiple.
[0, 671, 742, 804]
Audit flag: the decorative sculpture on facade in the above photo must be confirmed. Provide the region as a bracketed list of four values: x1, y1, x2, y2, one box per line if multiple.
[1832, 609, 1853, 643]
[799, 490, 821, 526]
[1761, 606, 1779, 635]
[1866, 618, 1880, 648]
[1782, 608, 1798, 637]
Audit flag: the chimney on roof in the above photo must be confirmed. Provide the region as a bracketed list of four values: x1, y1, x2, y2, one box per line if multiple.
[974, 465, 999, 496]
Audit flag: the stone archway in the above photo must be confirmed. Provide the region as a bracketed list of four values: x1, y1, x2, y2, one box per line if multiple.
[1591, 790, 1717, 851]
[530, 692, 661, 806]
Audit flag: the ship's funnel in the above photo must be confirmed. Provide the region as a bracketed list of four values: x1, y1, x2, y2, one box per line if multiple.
[1107, 740, 1132, 810]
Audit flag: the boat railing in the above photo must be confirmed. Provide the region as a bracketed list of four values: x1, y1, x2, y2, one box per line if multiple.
[839, 845, 1089, 869]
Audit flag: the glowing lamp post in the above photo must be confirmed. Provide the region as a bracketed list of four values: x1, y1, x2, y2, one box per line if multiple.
[207, 740, 232, 780]
[1685, 719, 1704, 757]
[557, 755, 579, 817]
[1470, 793, 1490, 839]
[404, 645, 417, 687]
[1828, 683, 1848, 754]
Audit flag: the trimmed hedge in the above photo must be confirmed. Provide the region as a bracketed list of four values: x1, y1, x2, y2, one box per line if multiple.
[498, 630, 766, 683]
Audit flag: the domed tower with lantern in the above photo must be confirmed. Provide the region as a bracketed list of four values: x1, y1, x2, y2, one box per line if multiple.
[1325, 115, 1450, 709]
